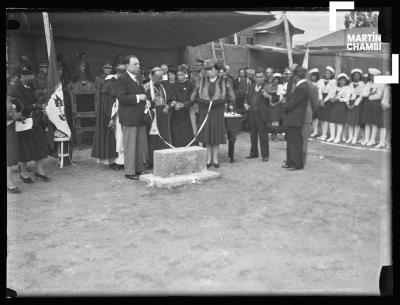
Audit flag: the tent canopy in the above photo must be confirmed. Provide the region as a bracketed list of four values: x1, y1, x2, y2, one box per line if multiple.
[13, 11, 275, 49]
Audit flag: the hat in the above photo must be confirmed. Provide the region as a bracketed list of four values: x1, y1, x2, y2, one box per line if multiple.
[203, 58, 217, 69]
[308, 68, 319, 74]
[177, 64, 187, 74]
[337, 73, 350, 80]
[115, 64, 126, 73]
[266, 68, 274, 73]
[168, 67, 177, 75]
[272, 73, 282, 78]
[103, 61, 112, 68]
[325, 66, 335, 74]
[350, 68, 363, 75]
[368, 68, 381, 75]
[294, 67, 307, 78]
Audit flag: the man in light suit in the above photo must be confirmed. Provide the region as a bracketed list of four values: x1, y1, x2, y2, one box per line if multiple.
[283, 67, 311, 170]
[116, 55, 151, 180]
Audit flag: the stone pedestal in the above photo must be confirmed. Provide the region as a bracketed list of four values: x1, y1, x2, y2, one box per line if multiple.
[140, 146, 220, 188]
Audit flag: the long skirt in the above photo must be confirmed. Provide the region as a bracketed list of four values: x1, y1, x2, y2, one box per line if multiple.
[171, 108, 195, 147]
[382, 108, 391, 129]
[360, 97, 383, 127]
[329, 102, 347, 124]
[269, 103, 281, 122]
[318, 93, 331, 121]
[347, 99, 361, 125]
[7, 123, 19, 166]
[197, 103, 226, 145]
[91, 93, 118, 160]
[17, 125, 49, 163]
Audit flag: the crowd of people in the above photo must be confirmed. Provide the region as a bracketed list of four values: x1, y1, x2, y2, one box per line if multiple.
[6, 51, 391, 191]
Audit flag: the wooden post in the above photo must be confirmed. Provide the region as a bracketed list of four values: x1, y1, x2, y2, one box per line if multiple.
[334, 52, 342, 77]
[282, 11, 293, 67]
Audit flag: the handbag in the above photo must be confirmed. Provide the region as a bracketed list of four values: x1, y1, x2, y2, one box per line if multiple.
[15, 118, 33, 132]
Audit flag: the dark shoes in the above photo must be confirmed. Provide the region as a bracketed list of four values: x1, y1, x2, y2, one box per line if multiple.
[281, 164, 290, 169]
[7, 187, 21, 194]
[125, 174, 139, 180]
[286, 167, 303, 171]
[245, 155, 258, 159]
[207, 163, 212, 168]
[20, 175, 34, 183]
[213, 163, 220, 168]
[262, 157, 269, 162]
[34, 172, 50, 182]
[109, 163, 124, 171]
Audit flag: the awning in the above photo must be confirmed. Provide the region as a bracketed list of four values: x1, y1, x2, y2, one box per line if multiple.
[10, 11, 275, 49]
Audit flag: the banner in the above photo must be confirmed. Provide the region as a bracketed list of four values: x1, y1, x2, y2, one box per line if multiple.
[43, 12, 71, 138]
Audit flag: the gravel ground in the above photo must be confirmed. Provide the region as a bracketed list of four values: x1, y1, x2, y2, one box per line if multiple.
[7, 133, 391, 295]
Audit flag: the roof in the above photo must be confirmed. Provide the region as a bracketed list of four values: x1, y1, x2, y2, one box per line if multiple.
[250, 44, 304, 55]
[9, 11, 275, 49]
[252, 18, 304, 35]
[307, 26, 379, 48]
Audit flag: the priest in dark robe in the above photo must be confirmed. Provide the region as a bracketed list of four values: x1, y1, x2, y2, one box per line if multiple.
[91, 73, 119, 168]
[169, 65, 196, 147]
[145, 67, 172, 169]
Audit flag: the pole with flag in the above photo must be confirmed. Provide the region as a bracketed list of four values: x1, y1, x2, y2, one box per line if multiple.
[302, 42, 309, 69]
[282, 11, 293, 68]
[42, 12, 71, 138]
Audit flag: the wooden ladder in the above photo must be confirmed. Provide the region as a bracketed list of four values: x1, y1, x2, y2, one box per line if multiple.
[211, 39, 225, 66]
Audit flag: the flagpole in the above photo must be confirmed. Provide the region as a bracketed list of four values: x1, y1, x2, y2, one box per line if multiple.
[282, 11, 293, 67]
[302, 42, 309, 69]
[42, 12, 52, 60]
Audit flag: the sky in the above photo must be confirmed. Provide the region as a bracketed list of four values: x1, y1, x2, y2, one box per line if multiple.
[270, 11, 348, 46]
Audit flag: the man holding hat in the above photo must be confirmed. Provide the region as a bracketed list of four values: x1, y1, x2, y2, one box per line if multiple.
[282, 66, 311, 170]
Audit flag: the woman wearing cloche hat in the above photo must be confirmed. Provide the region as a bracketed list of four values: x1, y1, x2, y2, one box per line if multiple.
[359, 68, 385, 146]
[325, 73, 351, 144]
[190, 58, 235, 168]
[346, 69, 365, 144]
[317, 66, 336, 141]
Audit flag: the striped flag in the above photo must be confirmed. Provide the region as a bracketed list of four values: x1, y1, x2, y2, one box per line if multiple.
[43, 12, 71, 138]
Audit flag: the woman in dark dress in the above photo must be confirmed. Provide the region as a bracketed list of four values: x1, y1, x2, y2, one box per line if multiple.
[8, 67, 50, 183]
[265, 73, 282, 141]
[91, 74, 119, 167]
[170, 65, 196, 147]
[326, 73, 350, 144]
[360, 68, 385, 146]
[191, 59, 235, 168]
[346, 69, 365, 144]
[316, 66, 336, 141]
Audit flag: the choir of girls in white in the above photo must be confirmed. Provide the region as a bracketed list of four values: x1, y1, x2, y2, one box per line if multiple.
[309, 66, 390, 149]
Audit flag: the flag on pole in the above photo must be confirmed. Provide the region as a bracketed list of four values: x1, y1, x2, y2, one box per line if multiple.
[302, 43, 309, 69]
[43, 12, 71, 138]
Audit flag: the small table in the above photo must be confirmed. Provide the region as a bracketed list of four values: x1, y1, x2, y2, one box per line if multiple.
[224, 113, 243, 163]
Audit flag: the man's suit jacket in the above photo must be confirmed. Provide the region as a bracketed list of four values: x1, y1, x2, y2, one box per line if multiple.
[285, 76, 296, 102]
[284, 80, 310, 127]
[116, 71, 146, 127]
[244, 83, 270, 122]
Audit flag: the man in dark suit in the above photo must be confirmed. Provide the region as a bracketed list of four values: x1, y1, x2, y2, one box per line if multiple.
[244, 70, 270, 162]
[283, 67, 311, 170]
[116, 55, 151, 180]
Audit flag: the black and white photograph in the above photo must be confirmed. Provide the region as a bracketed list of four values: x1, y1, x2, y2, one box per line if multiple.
[5, 6, 393, 296]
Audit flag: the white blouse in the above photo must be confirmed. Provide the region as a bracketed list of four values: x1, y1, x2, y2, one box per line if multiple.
[349, 81, 365, 105]
[327, 85, 350, 103]
[362, 81, 385, 100]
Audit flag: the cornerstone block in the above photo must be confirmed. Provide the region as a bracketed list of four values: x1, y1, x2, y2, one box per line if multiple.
[153, 146, 207, 178]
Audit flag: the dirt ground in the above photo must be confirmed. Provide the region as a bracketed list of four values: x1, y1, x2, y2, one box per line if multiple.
[7, 133, 391, 295]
